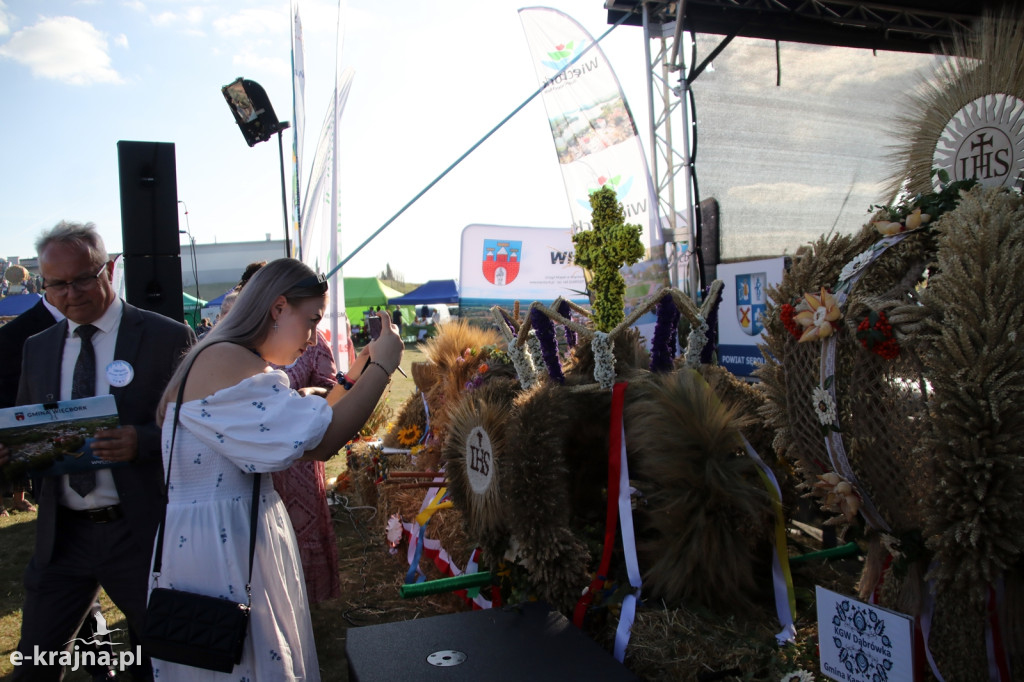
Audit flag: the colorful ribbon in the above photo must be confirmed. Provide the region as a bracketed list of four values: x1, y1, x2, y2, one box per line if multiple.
[816, 231, 919, 534]
[573, 382, 628, 629]
[742, 436, 797, 643]
[419, 392, 432, 444]
[613, 415, 642, 661]
[404, 485, 449, 584]
[919, 573, 947, 682]
[400, 482, 493, 609]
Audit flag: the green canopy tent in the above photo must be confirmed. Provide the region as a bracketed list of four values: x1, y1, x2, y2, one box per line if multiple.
[342, 277, 414, 332]
[182, 291, 207, 329]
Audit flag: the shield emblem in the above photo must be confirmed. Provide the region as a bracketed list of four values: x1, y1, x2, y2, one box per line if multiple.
[736, 272, 767, 336]
[482, 239, 522, 286]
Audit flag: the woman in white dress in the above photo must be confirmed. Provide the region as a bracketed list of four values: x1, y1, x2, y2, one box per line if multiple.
[150, 258, 403, 681]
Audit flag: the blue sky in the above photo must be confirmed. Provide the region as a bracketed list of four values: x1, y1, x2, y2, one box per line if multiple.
[0, 0, 650, 283]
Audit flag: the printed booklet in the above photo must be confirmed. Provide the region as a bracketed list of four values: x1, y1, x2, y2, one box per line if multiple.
[0, 395, 123, 480]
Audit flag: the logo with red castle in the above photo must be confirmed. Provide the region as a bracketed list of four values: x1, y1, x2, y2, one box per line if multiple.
[482, 239, 522, 286]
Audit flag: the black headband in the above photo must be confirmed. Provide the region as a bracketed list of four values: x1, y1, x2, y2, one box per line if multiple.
[292, 272, 329, 295]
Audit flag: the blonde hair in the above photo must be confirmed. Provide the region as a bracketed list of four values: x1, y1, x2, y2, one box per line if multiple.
[157, 258, 325, 424]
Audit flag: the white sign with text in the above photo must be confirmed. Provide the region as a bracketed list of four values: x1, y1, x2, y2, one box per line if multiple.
[816, 586, 914, 682]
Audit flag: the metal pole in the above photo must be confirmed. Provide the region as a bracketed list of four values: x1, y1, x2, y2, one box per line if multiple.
[277, 129, 291, 258]
[325, 10, 634, 279]
[643, 5, 675, 289]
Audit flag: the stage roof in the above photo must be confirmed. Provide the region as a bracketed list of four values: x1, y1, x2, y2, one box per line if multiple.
[606, 0, 1011, 54]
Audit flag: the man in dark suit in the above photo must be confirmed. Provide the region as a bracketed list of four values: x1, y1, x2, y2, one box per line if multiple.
[0, 294, 57, 512]
[0, 282, 122, 680]
[0, 296, 58, 408]
[0, 221, 195, 681]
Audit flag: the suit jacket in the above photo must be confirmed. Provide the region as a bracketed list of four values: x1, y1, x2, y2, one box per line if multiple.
[0, 299, 57, 409]
[17, 302, 196, 565]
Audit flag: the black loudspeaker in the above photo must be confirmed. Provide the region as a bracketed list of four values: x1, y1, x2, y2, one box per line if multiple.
[117, 141, 184, 322]
[117, 141, 181, 257]
[345, 603, 638, 682]
[122, 255, 184, 323]
[698, 197, 721, 284]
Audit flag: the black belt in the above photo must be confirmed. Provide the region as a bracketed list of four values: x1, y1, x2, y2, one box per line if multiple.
[60, 504, 123, 523]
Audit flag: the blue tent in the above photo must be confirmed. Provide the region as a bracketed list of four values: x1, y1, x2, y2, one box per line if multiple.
[0, 293, 42, 316]
[387, 279, 459, 306]
[205, 289, 234, 307]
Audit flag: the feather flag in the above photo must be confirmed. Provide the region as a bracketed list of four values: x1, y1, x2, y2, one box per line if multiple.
[519, 7, 669, 324]
[290, 0, 306, 260]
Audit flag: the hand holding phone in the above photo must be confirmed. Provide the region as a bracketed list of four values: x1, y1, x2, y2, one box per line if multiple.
[368, 315, 383, 340]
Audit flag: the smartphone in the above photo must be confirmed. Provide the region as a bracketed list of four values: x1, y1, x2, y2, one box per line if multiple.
[368, 315, 382, 340]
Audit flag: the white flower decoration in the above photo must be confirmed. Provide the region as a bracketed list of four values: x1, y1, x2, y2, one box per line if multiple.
[684, 319, 709, 368]
[812, 386, 837, 426]
[838, 247, 876, 283]
[508, 342, 536, 389]
[780, 670, 815, 682]
[385, 514, 403, 547]
[591, 332, 616, 389]
[525, 331, 545, 371]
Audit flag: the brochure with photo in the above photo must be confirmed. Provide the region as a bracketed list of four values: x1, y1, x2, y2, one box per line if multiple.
[0, 395, 123, 479]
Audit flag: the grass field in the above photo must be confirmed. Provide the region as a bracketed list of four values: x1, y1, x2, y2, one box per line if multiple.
[0, 342, 452, 681]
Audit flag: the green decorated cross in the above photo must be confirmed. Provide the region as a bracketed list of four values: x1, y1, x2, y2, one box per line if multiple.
[572, 185, 645, 332]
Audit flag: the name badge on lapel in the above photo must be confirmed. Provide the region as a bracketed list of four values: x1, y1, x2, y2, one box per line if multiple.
[106, 360, 134, 388]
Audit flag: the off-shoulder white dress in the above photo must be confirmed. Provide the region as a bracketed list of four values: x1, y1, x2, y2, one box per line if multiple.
[150, 370, 332, 681]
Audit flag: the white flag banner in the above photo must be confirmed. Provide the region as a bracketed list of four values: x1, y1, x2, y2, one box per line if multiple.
[300, 70, 355, 271]
[519, 8, 670, 325]
[519, 7, 663, 252]
[301, 68, 355, 370]
[290, 0, 306, 259]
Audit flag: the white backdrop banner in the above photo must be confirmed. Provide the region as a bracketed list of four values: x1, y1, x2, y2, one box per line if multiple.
[459, 224, 588, 313]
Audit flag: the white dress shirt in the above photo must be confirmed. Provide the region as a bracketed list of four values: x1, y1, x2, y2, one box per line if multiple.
[58, 297, 123, 510]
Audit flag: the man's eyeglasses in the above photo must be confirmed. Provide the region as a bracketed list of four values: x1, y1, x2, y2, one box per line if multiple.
[41, 262, 109, 295]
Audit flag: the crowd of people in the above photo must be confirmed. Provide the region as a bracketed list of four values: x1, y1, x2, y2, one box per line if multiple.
[0, 221, 404, 681]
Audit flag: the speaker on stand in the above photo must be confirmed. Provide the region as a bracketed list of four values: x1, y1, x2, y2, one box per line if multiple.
[117, 140, 185, 323]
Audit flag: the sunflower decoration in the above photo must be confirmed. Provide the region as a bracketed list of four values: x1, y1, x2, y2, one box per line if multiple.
[395, 423, 423, 447]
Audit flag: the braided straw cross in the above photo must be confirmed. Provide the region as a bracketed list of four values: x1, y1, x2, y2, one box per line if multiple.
[491, 281, 723, 390]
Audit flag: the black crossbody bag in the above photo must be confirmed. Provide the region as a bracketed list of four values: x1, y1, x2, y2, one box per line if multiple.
[142, 356, 260, 673]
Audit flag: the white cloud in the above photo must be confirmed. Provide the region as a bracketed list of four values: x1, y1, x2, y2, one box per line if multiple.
[232, 47, 288, 76]
[114, 33, 129, 49]
[0, 16, 123, 85]
[123, 0, 145, 12]
[151, 6, 204, 28]
[213, 8, 284, 38]
[0, 0, 11, 37]
[152, 11, 175, 27]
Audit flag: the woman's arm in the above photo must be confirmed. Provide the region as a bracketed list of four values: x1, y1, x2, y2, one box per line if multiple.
[303, 311, 404, 460]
